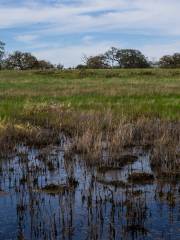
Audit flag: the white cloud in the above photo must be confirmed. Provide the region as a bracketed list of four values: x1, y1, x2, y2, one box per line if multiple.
[141, 41, 180, 61]
[82, 35, 94, 45]
[15, 34, 38, 43]
[33, 40, 121, 67]
[0, 0, 180, 36]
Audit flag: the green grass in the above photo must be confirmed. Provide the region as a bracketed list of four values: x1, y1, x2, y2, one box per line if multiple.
[0, 68, 179, 123]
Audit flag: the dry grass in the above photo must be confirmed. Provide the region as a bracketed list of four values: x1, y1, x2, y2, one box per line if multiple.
[0, 106, 179, 175]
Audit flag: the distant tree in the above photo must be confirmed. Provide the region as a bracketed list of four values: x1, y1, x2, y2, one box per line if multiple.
[116, 49, 150, 68]
[76, 64, 87, 69]
[4, 51, 39, 70]
[173, 53, 180, 67]
[159, 55, 173, 68]
[38, 60, 54, 70]
[104, 47, 118, 67]
[56, 63, 64, 70]
[84, 54, 110, 69]
[0, 41, 5, 69]
[159, 53, 180, 68]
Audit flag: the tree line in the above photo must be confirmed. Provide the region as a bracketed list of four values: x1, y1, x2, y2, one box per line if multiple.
[79, 48, 180, 69]
[1, 41, 180, 70]
[0, 41, 63, 70]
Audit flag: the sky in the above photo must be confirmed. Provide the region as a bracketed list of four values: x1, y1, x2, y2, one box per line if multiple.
[0, 0, 180, 67]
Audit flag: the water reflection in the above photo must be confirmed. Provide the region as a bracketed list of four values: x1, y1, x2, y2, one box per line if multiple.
[0, 144, 180, 240]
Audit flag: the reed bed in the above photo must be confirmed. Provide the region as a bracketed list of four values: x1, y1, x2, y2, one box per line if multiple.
[0, 104, 179, 176]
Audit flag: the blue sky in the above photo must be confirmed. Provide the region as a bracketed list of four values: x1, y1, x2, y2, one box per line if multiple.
[0, 0, 180, 67]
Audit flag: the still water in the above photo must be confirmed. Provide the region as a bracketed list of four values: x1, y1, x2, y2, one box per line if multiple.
[0, 143, 180, 240]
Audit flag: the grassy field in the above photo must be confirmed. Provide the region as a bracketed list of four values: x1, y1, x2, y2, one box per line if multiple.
[0, 68, 179, 173]
[0, 68, 179, 123]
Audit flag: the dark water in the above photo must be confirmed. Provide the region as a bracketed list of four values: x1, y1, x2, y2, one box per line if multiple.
[0, 143, 180, 240]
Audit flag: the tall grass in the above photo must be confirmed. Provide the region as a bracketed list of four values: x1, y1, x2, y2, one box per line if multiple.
[0, 69, 179, 172]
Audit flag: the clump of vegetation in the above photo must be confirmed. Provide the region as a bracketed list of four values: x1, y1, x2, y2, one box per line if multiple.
[150, 125, 180, 177]
[41, 177, 78, 195]
[128, 172, 154, 184]
[41, 184, 67, 194]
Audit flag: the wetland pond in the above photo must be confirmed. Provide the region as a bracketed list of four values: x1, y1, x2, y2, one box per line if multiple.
[0, 140, 180, 240]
